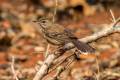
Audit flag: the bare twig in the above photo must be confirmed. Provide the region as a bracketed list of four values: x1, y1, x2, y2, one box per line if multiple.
[95, 52, 100, 80]
[112, 17, 120, 28]
[11, 56, 19, 80]
[45, 44, 50, 58]
[52, 0, 58, 23]
[52, 66, 65, 80]
[33, 18, 120, 80]
[110, 9, 116, 22]
[80, 18, 120, 43]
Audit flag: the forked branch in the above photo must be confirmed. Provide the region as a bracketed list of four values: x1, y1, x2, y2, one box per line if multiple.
[33, 17, 120, 80]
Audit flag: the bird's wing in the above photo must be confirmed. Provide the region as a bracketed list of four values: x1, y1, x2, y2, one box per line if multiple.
[64, 29, 77, 39]
[45, 31, 68, 40]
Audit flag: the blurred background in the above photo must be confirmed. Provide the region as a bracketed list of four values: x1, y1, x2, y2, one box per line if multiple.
[0, 0, 120, 80]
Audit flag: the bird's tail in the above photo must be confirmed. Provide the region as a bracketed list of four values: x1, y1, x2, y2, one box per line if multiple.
[64, 29, 95, 53]
[71, 39, 95, 53]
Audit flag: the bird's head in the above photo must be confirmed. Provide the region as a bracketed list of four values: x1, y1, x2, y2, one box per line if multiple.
[33, 17, 53, 30]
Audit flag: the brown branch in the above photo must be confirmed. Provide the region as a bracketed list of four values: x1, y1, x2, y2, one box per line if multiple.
[33, 18, 120, 80]
[52, 56, 75, 80]
[48, 50, 75, 74]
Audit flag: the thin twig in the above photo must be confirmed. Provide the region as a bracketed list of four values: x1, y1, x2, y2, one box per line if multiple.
[80, 18, 120, 43]
[95, 52, 100, 80]
[52, 0, 58, 23]
[45, 44, 50, 58]
[110, 9, 116, 22]
[112, 17, 120, 28]
[11, 56, 19, 80]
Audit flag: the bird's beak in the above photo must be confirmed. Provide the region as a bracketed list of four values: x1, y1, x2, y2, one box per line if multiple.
[32, 20, 38, 22]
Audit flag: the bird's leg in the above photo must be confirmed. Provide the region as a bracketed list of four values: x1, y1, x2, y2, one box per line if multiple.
[74, 49, 81, 60]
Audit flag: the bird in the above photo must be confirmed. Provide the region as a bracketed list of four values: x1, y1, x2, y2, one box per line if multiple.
[33, 17, 95, 53]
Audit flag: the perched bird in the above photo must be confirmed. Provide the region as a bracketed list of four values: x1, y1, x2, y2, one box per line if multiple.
[33, 17, 95, 53]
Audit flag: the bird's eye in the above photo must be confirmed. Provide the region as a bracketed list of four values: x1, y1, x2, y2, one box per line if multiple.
[41, 20, 46, 23]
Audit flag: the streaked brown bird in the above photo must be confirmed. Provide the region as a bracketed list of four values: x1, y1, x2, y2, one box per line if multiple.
[33, 17, 95, 53]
